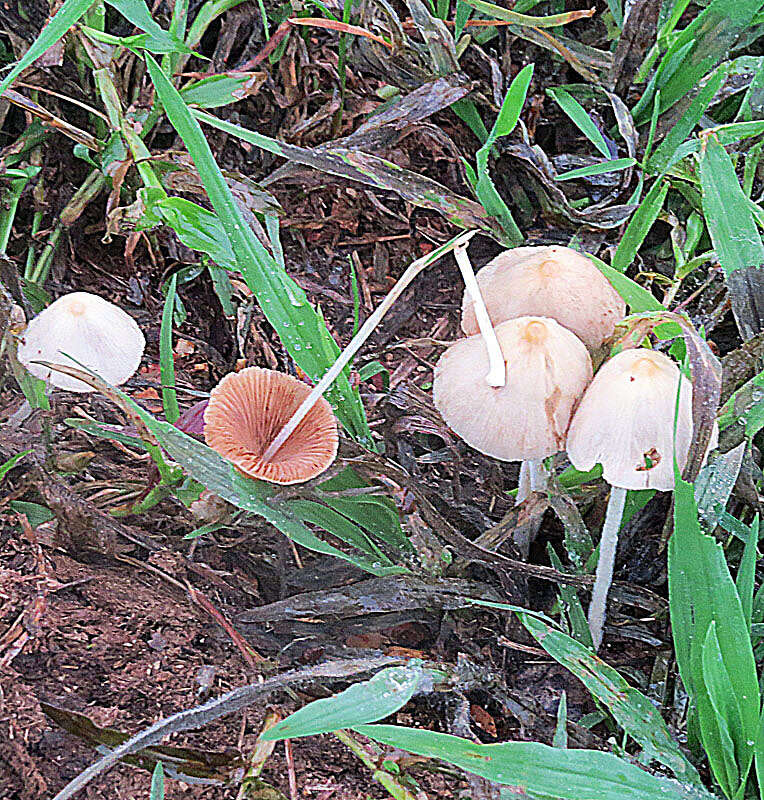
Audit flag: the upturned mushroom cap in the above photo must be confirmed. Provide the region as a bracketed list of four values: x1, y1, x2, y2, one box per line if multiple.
[433, 316, 592, 461]
[460, 246, 626, 351]
[204, 367, 338, 485]
[566, 348, 717, 491]
[17, 291, 145, 392]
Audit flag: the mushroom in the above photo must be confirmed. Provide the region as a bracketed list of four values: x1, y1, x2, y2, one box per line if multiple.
[566, 348, 718, 650]
[204, 366, 338, 485]
[433, 316, 593, 540]
[460, 246, 626, 352]
[17, 291, 145, 392]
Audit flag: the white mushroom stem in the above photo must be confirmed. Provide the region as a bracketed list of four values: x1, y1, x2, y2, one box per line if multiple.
[515, 459, 547, 505]
[261, 230, 477, 464]
[587, 485, 627, 651]
[453, 245, 506, 387]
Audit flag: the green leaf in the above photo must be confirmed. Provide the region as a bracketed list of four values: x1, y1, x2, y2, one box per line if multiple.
[149, 762, 165, 800]
[700, 134, 764, 340]
[145, 55, 372, 446]
[633, 0, 764, 122]
[694, 441, 745, 534]
[9, 500, 54, 527]
[668, 475, 759, 795]
[647, 67, 727, 175]
[587, 254, 669, 312]
[547, 88, 612, 159]
[701, 623, 743, 793]
[462, 0, 601, 27]
[553, 692, 568, 749]
[555, 158, 635, 181]
[179, 73, 262, 108]
[0, 450, 30, 482]
[105, 0, 193, 53]
[0, 0, 95, 100]
[737, 515, 759, 629]
[522, 614, 701, 785]
[262, 666, 424, 740]
[611, 179, 669, 272]
[160, 273, 180, 424]
[355, 725, 716, 800]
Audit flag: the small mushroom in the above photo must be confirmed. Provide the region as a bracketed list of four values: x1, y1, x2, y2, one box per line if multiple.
[433, 316, 593, 520]
[460, 246, 626, 352]
[204, 366, 338, 485]
[566, 348, 718, 649]
[17, 291, 145, 392]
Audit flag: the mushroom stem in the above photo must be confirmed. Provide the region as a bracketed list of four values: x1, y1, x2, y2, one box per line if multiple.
[452, 245, 506, 387]
[260, 230, 477, 463]
[587, 485, 627, 651]
[515, 459, 546, 505]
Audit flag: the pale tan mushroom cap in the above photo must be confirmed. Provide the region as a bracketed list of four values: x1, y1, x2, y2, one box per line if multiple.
[460, 246, 626, 351]
[433, 316, 593, 461]
[566, 348, 717, 491]
[17, 291, 145, 392]
[204, 367, 338, 485]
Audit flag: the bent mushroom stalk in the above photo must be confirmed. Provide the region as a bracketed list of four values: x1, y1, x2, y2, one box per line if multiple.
[433, 316, 593, 556]
[259, 230, 494, 464]
[566, 348, 719, 650]
[17, 291, 145, 392]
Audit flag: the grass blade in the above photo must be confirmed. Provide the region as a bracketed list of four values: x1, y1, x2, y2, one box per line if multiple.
[159, 273, 180, 424]
[547, 87, 612, 159]
[0, 0, 96, 99]
[555, 157, 635, 181]
[611, 178, 669, 272]
[700, 134, 764, 339]
[144, 55, 372, 445]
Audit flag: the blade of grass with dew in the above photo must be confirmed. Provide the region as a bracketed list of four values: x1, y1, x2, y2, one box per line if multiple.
[150, 763, 164, 800]
[646, 66, 727, 175]
[262, 666, 425, 740]
[611, 178, 669, 272]
[555, 157, 635, 181]
[700, 134, 764, 339]
[355, 726, 717, 800]
[193, 109, 510, 242]
[105, 0, 193, 52]
[0, 0, 96, 99]
[669, 473, 759, 798]
[522, 613, 702, 784]
[145, 55, 372, 446]
[632, 0, 764, 123]
[547, 87, 612, 159]
[159, 273, 180, 424]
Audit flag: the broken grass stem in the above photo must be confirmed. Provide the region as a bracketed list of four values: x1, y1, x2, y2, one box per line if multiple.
[587, 485, 627, 650]
[453, 244, 506, 387]
[261, 230, 479, 463]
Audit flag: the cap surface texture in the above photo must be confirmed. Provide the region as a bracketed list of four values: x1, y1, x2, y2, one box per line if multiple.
[433, 316, 592, 461]
[461, 245, 626, 351]
[204, 366, 338, 485]
[566, 348, 711, 491]
[17, 291, 145, 392]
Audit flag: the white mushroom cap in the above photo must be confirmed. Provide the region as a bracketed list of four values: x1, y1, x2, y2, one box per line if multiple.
[433, 316, 593, 461]
[566, 348, 718, 491]
[460, 246, 626, 351]
[17, 292, 145, 392]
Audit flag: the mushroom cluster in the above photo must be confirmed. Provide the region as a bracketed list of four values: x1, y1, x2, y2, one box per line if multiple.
[433, 244, 714, 650]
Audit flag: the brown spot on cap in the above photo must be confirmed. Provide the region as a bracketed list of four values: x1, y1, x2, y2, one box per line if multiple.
[204, 367, 338, 485]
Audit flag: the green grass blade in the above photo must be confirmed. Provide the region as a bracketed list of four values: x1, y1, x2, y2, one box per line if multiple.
[547, 87, 611, 159]
[0, 450, 30, 482]
[522, 614, 702, 784]
[587, 254, 668, 312]
[555, 157, 635, 181]
[0, 0, 96, 99]
[149, 763, 165, 800]
[647, 67, 727, 175]
[145, 55, 372, 445]
[262, 666, 424, 740]
[355, 726, 717, 800]
[736, 515, 759, 628]
[700, 134, 764, 339]
[463, 0, 597, 27]
[159, 273, 180, 424]
[611, 178, 669, 272]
